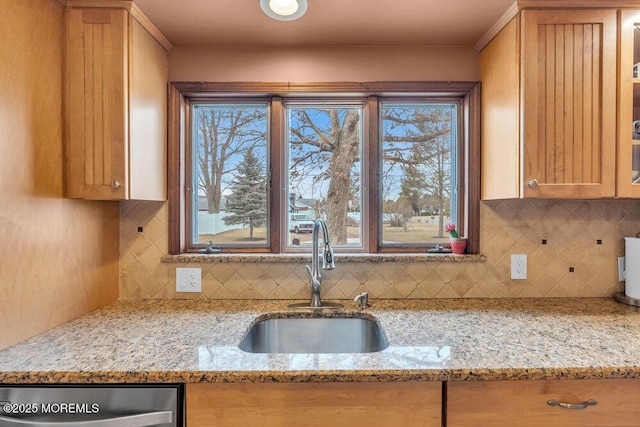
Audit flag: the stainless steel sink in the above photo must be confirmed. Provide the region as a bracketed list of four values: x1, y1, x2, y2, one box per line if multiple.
[239, 316, 389, 354]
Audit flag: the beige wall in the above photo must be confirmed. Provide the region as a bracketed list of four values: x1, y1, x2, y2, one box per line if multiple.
[121, 199, 632, 299]
[0, 0, 120, 350]
[169, 45, 480, 82]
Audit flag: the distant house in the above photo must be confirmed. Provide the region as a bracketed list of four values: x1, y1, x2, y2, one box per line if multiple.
[297, 198, 318, 210]
[289, 192, 314, 213]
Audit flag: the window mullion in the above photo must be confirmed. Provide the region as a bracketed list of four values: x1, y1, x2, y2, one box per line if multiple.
[366, 96, 380, 253]
[168, 84, 186, 255]
[270, 97, 283, 253]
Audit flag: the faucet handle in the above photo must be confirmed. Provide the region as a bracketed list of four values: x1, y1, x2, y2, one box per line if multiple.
[354, 292, 369, 309]
[305, 265, 321, 290]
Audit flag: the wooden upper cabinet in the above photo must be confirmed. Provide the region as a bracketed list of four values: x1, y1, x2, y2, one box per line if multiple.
[617, 10, 640, 198]
[481, 9, 617, 199]
[480, 17, 520, 199]
[522, 10, 617, 198]
[65, 3, 171, 201]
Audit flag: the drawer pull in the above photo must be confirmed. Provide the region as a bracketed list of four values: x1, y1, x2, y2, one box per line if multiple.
[547, 399, 597, 410]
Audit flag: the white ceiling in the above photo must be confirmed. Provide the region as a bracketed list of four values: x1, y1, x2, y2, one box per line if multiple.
[133, 0, 515, 47]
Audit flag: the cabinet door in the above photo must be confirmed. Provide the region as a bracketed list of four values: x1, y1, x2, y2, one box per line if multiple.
[187, 382, 441, 427]
[521, 10, 617, 198]
[66, 8, 128, 200]
[448, 379, 640, 427]
[617, 10, 640, 198]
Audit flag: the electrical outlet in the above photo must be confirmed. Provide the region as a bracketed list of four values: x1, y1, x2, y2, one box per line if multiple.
[176, 268, 201, 292]
[511, 254, 527, 280]
[618, 257, 626, 281]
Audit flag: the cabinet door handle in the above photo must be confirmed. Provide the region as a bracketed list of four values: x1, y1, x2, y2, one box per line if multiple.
[547, 399, 597, 410]
[111, 180, 121, 190]
[528, 179, 539, 188]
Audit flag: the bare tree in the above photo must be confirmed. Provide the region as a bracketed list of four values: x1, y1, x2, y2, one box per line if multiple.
[382, 108, 451, 175]
[196, 107, 266, 213]
[421, 134, 452, 237]
[385, 198, 414, 231]
[288, 105, 453, 245]
[289, 109, 360, 244]
[382, 107, 453, 237]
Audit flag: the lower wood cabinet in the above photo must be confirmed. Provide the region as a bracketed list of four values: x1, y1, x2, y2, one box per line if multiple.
[447, 379, 640, 427]
[186, 382, 442, 427]
[187, 379, 640, 426]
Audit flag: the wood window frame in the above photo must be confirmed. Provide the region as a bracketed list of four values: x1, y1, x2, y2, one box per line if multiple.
[168, 81, 481, 255]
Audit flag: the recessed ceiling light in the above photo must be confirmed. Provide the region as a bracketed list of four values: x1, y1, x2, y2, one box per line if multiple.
[260, 0, 307, 21]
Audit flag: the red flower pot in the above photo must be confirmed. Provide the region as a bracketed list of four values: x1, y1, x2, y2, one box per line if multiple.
[450, 237, 467, 254]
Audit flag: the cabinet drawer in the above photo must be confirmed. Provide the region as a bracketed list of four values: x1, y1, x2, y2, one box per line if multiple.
[448, 379, 640, 427]
[187, 382, 441, 427]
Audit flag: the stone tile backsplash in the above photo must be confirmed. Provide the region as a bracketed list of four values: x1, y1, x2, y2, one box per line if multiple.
[119, 200, 640, 299]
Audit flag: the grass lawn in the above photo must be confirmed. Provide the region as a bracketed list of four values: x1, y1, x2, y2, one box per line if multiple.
[198, 216, 451, 245]
[383, 218, 449, 244]
[198, 227, 267, 244]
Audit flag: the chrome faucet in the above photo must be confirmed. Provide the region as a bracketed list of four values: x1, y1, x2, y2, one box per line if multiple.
[305, 219, 336, 307]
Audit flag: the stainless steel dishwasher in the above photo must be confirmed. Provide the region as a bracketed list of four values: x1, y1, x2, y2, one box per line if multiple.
[0, 385, 182, 426]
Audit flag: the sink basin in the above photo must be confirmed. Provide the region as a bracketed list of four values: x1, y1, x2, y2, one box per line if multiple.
[239, 316, 388, 354]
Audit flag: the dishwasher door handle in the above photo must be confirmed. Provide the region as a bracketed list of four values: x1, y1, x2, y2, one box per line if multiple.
[0, 410, 172, 427]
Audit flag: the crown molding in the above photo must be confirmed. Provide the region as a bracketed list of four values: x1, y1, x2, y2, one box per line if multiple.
[474, 2, 519, 52]
[64, 0, 172, 51]
[66, 0, 132, 9]
[475, 0, 640, 51]
[129, 2, 172, 51]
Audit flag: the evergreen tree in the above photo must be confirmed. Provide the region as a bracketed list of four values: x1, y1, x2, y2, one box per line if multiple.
[196, 107, 266, 214]
[400, 162, 425, 215]
[223, 149, 267, 239]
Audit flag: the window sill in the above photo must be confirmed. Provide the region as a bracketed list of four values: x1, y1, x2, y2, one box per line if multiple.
[161, 253, 486, 264]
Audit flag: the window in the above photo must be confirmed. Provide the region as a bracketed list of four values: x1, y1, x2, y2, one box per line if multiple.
[168, 82, 480, 255]
[190, 102, 269, 248]
[286, 102, 364, 250]
[380, 102, 459, 248]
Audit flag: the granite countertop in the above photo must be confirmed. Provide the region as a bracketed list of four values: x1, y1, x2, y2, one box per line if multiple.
[0, 298, 639, 384]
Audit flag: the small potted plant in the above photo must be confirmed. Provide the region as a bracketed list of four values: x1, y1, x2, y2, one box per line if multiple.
[445, 223, 467, 254]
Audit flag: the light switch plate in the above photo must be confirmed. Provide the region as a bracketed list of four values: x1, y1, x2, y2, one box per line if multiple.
[176, 268, 201, 292]
[511, 254, 527, 280]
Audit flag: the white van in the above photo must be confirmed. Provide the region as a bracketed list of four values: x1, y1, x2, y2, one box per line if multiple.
[289, 213, 315, 233]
